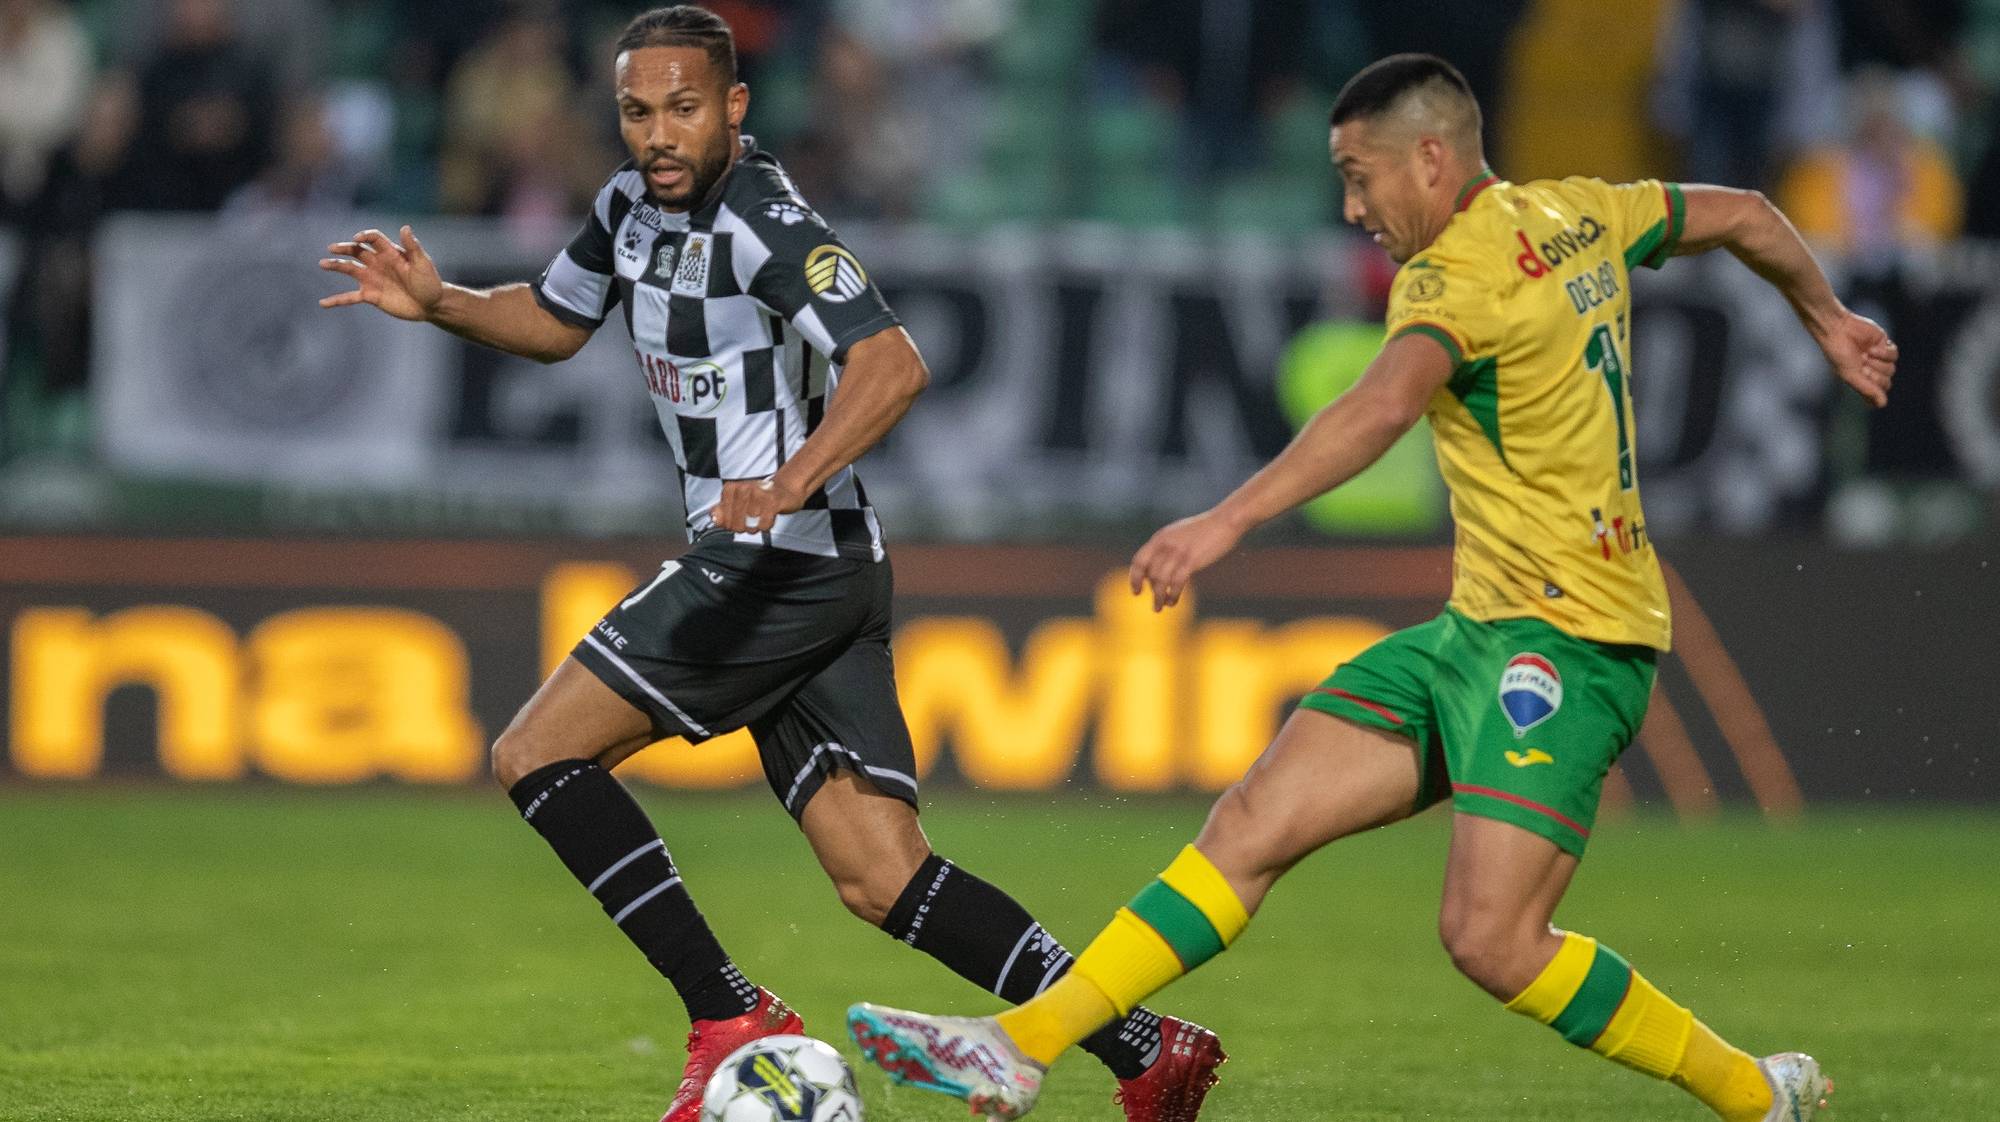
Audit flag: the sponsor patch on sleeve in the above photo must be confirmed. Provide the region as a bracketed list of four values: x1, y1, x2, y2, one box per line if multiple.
[804, 244, 868, 302]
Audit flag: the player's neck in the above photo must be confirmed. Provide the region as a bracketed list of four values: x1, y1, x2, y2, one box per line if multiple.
[1418, 160, 1496, 252]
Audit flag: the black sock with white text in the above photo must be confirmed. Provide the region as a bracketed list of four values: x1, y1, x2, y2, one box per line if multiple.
[881, 854, 1164, 1079]
[508, 759, 759, 1024]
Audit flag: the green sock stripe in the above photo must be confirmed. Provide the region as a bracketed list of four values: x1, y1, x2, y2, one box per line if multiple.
[1128, 880, 1225, 969]
[1550, 944, 1634, 1046]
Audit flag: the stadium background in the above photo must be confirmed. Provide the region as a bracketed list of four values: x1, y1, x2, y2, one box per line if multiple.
[1, 1, 1995, 1120]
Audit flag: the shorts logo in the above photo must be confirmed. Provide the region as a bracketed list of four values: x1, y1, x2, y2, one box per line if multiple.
[1498, 653, 1562, 737]
[805, 244, 867, 302]
[1505, 748, 1555, 768]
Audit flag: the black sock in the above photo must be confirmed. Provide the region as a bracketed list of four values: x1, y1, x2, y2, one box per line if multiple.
[508, 759, 758, 1024]
[881, 854, 1164, 1079]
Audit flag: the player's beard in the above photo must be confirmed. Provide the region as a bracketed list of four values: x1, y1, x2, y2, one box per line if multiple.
[645, 135, 732, 210]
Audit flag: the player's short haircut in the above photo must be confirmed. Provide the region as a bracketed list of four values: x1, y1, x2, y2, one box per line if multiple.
[1329, 54, 1481, 152]
[616, 5, 737, 84]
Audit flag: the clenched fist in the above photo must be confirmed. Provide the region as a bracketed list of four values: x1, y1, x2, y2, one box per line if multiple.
[713, 478, 805, 534]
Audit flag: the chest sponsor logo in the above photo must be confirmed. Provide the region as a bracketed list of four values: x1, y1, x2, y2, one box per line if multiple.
[1513, 214, 1607, 278]
[672, 235, 711, 297]
[1589, 507, 1648, 559]
[638, 352, 728, 414]
[805, 244, 868, 302]
[1498, 653, 1563, 736]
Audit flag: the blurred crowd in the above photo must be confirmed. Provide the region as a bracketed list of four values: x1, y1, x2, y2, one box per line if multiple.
[1, 0, 1997, 401]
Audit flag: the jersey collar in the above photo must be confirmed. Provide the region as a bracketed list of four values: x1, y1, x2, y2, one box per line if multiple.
[1453, 167, 1500, 213]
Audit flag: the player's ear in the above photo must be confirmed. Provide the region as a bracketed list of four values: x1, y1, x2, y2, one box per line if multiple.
[1417, 136, 1446, 189]
[728, 82, 749, 129]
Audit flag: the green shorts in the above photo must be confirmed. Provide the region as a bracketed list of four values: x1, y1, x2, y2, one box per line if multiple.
[1297, 608, 1656, 857]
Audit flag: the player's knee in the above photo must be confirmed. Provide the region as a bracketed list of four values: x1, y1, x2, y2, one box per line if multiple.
[1438, 907, 1537, 997]
[831, 870, 902, 927]
[1199, 782, 1287, 876]
[490, 727, 547, 790]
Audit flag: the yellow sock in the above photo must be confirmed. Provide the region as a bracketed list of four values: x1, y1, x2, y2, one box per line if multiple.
[1506, 932, 1772, 1122]
[993, 971, 1121, 1066]
[1672, 1019, 1774, 1122]
[996, 846, 1249, 1066]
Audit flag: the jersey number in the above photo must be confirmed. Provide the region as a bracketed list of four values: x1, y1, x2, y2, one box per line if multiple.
[1584, 324, 1634, 491]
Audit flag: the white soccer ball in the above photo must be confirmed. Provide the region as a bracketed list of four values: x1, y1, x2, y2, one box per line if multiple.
[700, 1034, 864, 1122]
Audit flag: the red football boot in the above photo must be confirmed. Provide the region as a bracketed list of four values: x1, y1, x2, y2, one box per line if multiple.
[659, 988, 804, 1122]
[1113, 1017, 1226, 1122]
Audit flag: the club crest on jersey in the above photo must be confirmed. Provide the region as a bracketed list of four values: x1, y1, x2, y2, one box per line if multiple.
[672, 235, 711, 297]
[1498, 653, 1562, 737]
[805, 244, 867, 302]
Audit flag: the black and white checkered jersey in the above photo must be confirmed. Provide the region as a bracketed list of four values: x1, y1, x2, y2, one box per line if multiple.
[532, 138, 900, 562]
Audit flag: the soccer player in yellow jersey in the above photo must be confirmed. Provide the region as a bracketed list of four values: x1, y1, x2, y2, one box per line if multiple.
[847, 54, 1897, 1120]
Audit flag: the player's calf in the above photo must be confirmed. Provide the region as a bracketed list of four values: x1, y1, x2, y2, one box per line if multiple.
[1501, 929, 1781, 1121]
[876, 852, 1172, 1081]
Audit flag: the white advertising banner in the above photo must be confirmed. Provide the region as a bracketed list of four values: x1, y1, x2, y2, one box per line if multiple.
[91, 213, 1995, 534]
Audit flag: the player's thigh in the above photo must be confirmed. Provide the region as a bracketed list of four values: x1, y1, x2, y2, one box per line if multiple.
[1438, 811, 1578, 953]
[492, 656, 657, 786]
[570, 540, 873, 750]
[1195, 707, 1426, 912]
[1432, 611, 1656, 860]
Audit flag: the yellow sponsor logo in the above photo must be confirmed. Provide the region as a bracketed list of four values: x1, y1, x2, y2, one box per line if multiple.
[1505, 748, 1555, 768]
[804, 244, 867, 302]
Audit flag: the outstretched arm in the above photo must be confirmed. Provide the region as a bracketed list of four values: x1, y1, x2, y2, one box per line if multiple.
[320, 226, 593, 364]
[1128, 331, 1454, 610]
[710, 327, 930, 533]
[1675, 186, 1898, 407]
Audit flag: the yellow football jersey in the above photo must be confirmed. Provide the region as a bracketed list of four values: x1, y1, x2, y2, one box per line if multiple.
[1385, 171, 1685, 650]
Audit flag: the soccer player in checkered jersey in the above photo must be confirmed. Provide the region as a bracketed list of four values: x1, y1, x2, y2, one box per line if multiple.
[318, 6, 1223, 1121]
[848, 55, 1898, 1120]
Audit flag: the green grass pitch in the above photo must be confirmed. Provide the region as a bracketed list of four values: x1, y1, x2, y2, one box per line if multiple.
[2, 788, 1994, 1121]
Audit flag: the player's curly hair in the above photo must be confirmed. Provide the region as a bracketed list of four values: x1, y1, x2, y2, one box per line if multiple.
[615, 5, 737, 84]
[1330, 53, 1479, 132]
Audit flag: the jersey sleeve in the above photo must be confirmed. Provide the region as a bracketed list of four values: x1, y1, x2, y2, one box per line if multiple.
[1383, 246, 1504, 368]
[532, 177, 625, 329]
[734, 197, 900, 363]
[1577, 176, 1688, 272]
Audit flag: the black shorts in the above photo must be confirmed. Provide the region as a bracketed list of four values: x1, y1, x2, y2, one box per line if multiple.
[570, 535, 919, 819]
